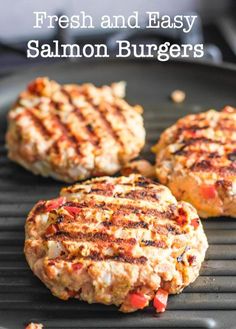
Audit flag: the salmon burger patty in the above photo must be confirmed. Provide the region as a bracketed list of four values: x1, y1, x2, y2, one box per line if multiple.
[153, 106, 236, 218]
[6, 77, 145, 182]
[24, 174, 208, 313]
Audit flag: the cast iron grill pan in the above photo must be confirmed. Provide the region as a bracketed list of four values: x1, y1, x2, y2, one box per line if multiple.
[0, 60, 236, 329]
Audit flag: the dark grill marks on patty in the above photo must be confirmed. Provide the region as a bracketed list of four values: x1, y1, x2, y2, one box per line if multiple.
[90, 183, 115, 197]
[102, 219, 149, 229]
[173, 137, 224, 155]
[174, 149, 222, 159]
[45, 229, 165, 264]
[52, 251, 148, 265]
[73, 110, 99, 147]
[41, 213, 178, 262]
[17, 109, 52, 140]
[105, 213, 180, 235]
[133, 175, 157, 187]
[19, 103, 84, 159]
[39, 182, 181, 264]
[67, 176, 160, 194]
[61, 88, 102, 148]
[50, 113, 83, 157]
[176, 118, 236, 138]
[62, 200, 177, 220]
[56, 201, 177, 228]
[171, 110, 236, 166]
[117, 185, 160, 200]
[81, 86, 134, 140]
[171, 118, 236, 177]
[33, 177, 184, 269]
[141, 239, 167, 248]
[15, 102, 88, 160]
[191, 160, 213, 171]
[66, 179, 164, 203]
[15, 80, 139, 164]
[113, 103, 129, 124]
[63, 86, 126, 149]
[46, 231, 137, 246]
[176, 124, 210, 136]
[191, 159, 236, 175]
[101, 101, 135, 140]
[93, 105, 125, 148]
[114, 189, 160, 202]
[46, 206, 181, 237]
[84, 251, 147, 265]
[27, 175, 202, 274]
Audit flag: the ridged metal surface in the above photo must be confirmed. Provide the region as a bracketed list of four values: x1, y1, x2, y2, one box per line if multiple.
[0, 60, 236, 329]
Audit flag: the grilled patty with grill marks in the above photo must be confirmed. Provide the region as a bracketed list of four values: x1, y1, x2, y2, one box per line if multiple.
[24, 174, 208, 312]
[153, 106, 236, 218]
[6, 77, 145, 182]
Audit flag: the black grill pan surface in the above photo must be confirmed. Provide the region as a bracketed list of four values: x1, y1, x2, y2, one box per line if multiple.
[0, 60, 236, 329]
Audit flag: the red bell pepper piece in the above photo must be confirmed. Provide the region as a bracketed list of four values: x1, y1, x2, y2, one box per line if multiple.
[45, 197, 65, 212]
[45, 224, 58, 236]
[63, 206, 81, 217]
[129, 293, 148, 309]
[177, 208, 188, 226]
[191, 218, 200, 229]
[153, 289, 168, 313]
[200, 184, 217, 199]
[72, 262, 83, 271]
